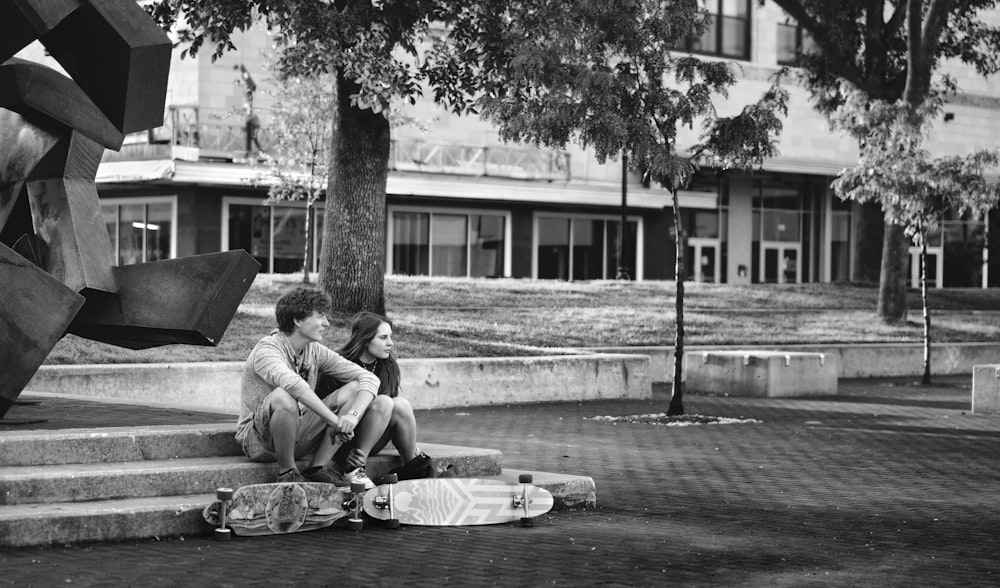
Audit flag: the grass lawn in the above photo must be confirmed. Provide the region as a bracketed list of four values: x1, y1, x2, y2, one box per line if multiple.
[45, 274, 1000, 364]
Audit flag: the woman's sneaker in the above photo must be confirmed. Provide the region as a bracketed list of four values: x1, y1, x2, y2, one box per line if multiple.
[334, 468, 375, 490]
[387, 452, 435, 481]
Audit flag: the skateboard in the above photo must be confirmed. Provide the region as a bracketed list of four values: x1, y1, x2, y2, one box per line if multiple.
[204, 482, 366, 538]
[362, 473, 554, 527]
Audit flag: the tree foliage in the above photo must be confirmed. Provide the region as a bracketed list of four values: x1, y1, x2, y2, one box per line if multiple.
[767, 0, 1000, 322]
[424, 0, 789, 414]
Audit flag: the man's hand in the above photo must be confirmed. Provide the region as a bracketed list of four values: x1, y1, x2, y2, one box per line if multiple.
[329, 412, 358, 444]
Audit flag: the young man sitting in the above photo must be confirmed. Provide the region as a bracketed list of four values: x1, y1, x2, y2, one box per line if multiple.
[235, 287, 384, 488]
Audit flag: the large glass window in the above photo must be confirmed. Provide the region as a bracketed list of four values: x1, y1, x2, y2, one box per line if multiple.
[226, 201, 324, 274]
[391, 210, 506, 278]
[393, 212, 430, 276]
[943, 219, 986, 287]
[537, 216, 638, 280]
[431, 214, 469, 277]
[684, 0, 751, 60]
[102, 200, 174, 266]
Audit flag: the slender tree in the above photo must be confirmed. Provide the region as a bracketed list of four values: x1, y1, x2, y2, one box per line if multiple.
[831, 86, 1000, 383]
[766, 0, 1000, 323]
[257, 70, 336, 283]
[426, 0, 788, 414]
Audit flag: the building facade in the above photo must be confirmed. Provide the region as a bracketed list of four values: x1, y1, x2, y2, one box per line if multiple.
[27, 1, 1000, 287]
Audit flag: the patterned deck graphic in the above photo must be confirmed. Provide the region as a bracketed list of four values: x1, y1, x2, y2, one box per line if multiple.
[363, 478, 554, 526]
[204, 482, 354, 536]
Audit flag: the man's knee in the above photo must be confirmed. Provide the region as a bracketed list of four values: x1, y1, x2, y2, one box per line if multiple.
[268, 388, 298, 415]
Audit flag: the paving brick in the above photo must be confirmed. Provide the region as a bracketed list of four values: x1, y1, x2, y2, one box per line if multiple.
[3, 377, 1000, 586]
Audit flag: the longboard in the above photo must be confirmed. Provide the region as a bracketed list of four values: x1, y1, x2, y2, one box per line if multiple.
[204, 482, 360, 537]
[362, 475, 554, 527]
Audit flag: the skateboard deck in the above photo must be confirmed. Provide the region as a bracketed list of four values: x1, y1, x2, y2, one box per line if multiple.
[204, 482, 355, 536]
[362, 477, 554, 526]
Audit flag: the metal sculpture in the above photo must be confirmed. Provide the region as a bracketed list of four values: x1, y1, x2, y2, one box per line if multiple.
[0, 0, 261, 417]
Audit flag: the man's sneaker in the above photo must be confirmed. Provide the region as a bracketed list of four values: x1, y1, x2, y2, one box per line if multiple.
[301, 466, 335, 484]
[276, 468, 307, 484]
[333, 468, 375, 490]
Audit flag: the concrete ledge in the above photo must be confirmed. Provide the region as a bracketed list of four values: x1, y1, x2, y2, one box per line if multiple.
[972, 365, 1000, 415]
[583, 342, 1000, 382]
[26, 354, 652, 414]
[685, 350, 838, 398]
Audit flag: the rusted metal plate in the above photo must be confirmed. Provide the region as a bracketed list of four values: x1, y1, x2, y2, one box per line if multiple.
[25, 131, 117, 294]
[0, 243, 85, 418]
[0, 59, 125, 150]
[33, 0, 172, 135]
[0, 0, 84, 62]
[69, 250, 261, 349]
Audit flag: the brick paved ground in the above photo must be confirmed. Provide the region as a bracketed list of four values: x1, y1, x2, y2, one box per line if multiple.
[3, 376, 1000, 587]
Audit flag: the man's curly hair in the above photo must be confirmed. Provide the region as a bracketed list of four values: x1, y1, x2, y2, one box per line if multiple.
[275, 287, 332, 334]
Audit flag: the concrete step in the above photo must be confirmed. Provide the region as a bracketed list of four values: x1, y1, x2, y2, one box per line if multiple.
[0, 443, 503, 505]
[0, 424, 241, 466]
[0, 469, 596, 547]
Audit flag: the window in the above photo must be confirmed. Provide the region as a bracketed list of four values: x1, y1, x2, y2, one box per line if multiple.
[536, 215, 639, 280]
[224, 198, 324, 273]
[776, 12, 817, 65]
[389, 208, 509, 278]
[102, 198, 175, 266]
[684, 0, 751, 60]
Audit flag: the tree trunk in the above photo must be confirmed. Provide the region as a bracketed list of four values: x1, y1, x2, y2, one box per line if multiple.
[617, 154, 630, 280]
[921, 238, 932, 385]
[877, 220, 909, 323]
[851, 201, 884, 284]
[318, 71, 390, 316]
[668, 187, 685, 416]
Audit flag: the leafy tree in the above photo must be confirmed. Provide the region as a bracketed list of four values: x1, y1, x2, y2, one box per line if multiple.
[256, 69, 337, 284]
[149, 0, 449, 315]
[426, 0, 788, 414]
[831, 87, 1000, 383]
[767, 0, 1000, 323]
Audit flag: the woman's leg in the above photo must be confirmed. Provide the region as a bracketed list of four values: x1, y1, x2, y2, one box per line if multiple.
[369, 397, 419, 462]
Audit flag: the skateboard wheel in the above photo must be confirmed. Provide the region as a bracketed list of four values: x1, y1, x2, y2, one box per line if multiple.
[520, 517, 534, 528]
[518, 474, 533, 484]
[214, 528, 232, 541]
[348, 518, 363, 531]
[217, 487, 234, 501]
[386, 518, 400, 529]
[384, 473, 398, 484]
[350, 482, 367, 494]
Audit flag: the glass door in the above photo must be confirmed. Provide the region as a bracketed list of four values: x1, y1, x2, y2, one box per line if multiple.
[761, 243, 800, 284]
[686, 238, 720, 283]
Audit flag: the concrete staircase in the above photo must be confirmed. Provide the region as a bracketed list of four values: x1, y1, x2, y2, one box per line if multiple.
[0, 424, 596, 547]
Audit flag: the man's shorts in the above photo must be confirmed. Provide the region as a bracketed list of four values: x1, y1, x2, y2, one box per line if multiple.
[241, 383, 356, 462]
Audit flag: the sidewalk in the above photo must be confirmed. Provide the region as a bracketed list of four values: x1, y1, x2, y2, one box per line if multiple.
[3, 376, 1000, 587]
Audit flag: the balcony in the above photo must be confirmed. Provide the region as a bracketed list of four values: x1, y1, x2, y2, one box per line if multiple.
[102, 105, 572, 182]
[389, 138, 571, 181]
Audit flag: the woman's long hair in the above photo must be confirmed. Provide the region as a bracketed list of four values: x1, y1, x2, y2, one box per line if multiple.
[338, 312, 400, 398]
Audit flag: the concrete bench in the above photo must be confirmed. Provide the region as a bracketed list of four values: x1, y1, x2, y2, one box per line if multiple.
[972, 365, 1000, 414]
[685, 350, 838, 398]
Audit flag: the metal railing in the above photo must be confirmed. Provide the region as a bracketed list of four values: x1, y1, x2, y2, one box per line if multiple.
[106, 106, 572, 182]
[390, 138, 571, 181]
